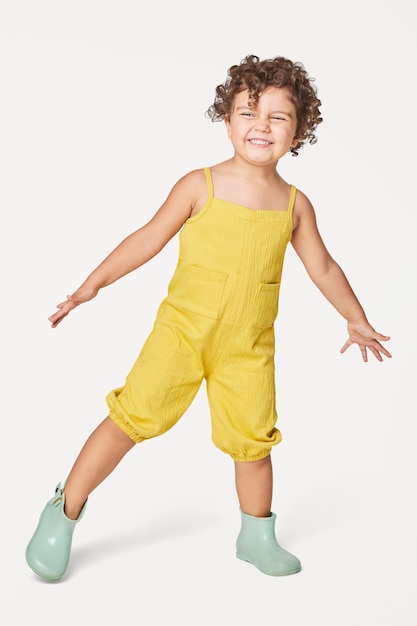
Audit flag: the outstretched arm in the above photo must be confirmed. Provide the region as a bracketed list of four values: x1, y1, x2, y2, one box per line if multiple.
[290, 191, 391, 362]
[49, 171, 202, 327]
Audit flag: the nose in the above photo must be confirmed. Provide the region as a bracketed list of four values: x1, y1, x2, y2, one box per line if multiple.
[255, 116, 270, 132]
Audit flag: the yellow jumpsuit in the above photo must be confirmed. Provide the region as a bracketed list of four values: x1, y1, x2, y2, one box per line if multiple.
[107, 168, 296, 462]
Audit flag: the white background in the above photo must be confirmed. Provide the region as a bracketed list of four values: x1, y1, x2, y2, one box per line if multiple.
[1, 1, 416, 624]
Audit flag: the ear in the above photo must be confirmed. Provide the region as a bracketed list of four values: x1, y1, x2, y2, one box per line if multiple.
[291, 126, 307, 148]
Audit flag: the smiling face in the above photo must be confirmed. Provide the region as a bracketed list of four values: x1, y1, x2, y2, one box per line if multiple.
[224, 87, 299, 167]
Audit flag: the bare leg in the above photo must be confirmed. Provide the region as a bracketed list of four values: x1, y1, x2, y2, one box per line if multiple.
[235, 454, 301, 576]
[63, 416, 135, 519]
[234, 455, 273, 518]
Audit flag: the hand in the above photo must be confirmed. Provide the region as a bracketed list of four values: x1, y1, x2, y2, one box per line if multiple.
[340, 321, 392, 362]
[48, 285, 98, 328]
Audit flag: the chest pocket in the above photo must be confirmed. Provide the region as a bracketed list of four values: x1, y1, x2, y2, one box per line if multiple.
[252, 282, 281, 328]
[172, 264, 228, 320]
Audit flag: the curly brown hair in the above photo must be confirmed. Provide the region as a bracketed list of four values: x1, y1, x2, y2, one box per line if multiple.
[206, 54, 323, 156]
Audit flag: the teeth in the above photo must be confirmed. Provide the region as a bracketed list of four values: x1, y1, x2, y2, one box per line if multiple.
[249, 139, 270, 146]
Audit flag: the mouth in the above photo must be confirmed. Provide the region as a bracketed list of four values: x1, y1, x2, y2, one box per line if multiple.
[248, 138, 272, 147]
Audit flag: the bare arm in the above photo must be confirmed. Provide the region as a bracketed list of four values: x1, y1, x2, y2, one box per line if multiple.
[290, 191, 391, 362]
[49, 170, 203, 327]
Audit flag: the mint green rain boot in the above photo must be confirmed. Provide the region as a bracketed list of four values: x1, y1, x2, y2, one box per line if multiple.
[25, 483, 87, 581]
[236, 510, 301, 576]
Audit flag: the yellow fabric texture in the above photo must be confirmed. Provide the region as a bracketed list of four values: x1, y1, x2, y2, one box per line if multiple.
[107, 168, 296, 461]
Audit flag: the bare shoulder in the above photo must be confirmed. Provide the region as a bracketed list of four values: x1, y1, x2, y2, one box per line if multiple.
[175, 168, 207, 189]
[154, 168, 206, 221]
[144, 168, 205, 227]
[293, 187, 316, 230]
[177, 167, 211, 218]
[171, 168, 207, 200]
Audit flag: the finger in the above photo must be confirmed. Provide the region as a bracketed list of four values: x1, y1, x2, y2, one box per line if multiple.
[358, 345, 368, 362]
[340, 338, 352, 354]
[376, 342, 392, 358]
[48, 310, 62, 322]
[368, 346, 383, 362]
[48, 311, 66, 325]
[67, 294, 81, 306]
[49, 303, 69, 319]
[48, 304, 71, 324]
[373, 332, 390, 342]
[371, 343, 392, 359]
[49, 313, 64, 328]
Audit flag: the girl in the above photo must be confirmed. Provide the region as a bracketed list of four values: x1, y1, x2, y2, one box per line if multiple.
[26, 54, 391, 581]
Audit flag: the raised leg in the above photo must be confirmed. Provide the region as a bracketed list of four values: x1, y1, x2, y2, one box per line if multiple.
[63, 416, 135, 519]
[25, 416, 135, 581]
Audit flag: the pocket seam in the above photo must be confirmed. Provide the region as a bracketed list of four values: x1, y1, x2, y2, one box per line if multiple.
[252, 282, 280, 328]
[172, 265, 228, 320]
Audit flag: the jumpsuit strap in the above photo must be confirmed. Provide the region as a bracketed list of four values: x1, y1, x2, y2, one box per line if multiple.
[288, 184, 297, 213]
[203, 167, 214, 200]
[287, 184, 297, 223]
